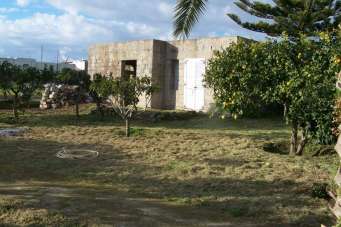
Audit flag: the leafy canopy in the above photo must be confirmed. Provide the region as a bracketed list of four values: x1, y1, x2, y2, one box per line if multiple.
[205, 32, 341, 154]
[173, 0, 208, 39]
[90, 74, 156, 136]
[57, 68, 91, 90]
[173, 0, 341, 39]
[0, 61, 44, 119]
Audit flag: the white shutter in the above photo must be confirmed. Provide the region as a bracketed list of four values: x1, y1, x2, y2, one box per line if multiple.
[184, 60, 195, 110]
[194, 59, 205, 111]
[195, 59, 205, 88]
[184, 58, 205, 111]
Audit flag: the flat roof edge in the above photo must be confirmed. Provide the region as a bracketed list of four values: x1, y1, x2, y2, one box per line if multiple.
[89, 35, 245, 49]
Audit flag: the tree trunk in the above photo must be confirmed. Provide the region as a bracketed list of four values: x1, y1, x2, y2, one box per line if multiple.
[290, 121, 298, 155]
[145, 97, 151, 111]
[75, 101, 79, 118]
[96, 101, 104, 118]
[12, 95, 19, 121]
[3, 90, 7, 100]
[296, 131, 307, 156]
[125, 119, 130, 137]
[283, 103, 287, 118]
[96, 101, 101, 112]
[75, 89, 80, 118]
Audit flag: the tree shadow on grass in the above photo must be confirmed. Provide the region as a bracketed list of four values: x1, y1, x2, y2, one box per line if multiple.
[0, 137, 333, 226]
[0, 105, 287, 132]
[0, 114, 289, 139]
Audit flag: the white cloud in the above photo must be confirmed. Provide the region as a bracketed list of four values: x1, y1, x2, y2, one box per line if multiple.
[0, 0, 267, 61]
[158, 2, 173, 17]
[59, 46, 72, 61]
[126, 22, 158, 36]
[208, 32, 218, 37]
[46, 0, 78, 15]
[0, 13, 112, 45]
[0, 8, 19, 13]
[0, 9, 166, 60]
[16, 0, 30, 7]
[0, 12, 115, 60]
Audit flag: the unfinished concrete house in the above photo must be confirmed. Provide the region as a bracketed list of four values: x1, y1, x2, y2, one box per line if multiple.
[88, 36, 245, 111]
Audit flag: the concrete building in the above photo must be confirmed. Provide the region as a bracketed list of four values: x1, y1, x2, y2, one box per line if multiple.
[0, 57, 85, 71]
[88, 36, 246, 111]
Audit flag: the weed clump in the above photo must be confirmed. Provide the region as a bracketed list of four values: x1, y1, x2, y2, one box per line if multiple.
[311, 183, 329, 199]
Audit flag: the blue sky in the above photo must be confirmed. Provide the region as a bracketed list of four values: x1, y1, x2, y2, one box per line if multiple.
[0, 0, 268, 62]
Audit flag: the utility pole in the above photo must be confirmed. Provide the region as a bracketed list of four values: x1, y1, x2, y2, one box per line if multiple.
[40, 45, 44, 69]
[56, 50, 59, 73]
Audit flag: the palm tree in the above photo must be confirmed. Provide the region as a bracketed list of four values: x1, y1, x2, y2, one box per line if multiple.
[173, 0, 341, 39]
[173, 0, 208, 39]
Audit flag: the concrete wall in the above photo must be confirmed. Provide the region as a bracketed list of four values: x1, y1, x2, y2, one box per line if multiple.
[88, 40, 154, 78]
[88, 36, 241, 111]
[151, 40, 167, 109]
[88, 40, 160, 109]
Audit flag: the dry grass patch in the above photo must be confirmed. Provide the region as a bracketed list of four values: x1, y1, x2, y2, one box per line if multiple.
[0, 104, 338, 226]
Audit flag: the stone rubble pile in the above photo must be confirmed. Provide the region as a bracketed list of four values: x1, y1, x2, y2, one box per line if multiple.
[40, 83, 80, 110]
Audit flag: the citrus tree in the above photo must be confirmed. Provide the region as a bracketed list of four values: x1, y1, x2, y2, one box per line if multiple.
[57, 68, 91, 117]
[205, 40, 277, 119]
[0, 61, 14, 100]
[89, 73, 109, 117]
[0, 62, 42, 120]
[41, 65, 57, 84]
[91, 75, 155, 137]
[140, 76, 159, 110]
[205, 33, 341, 155]
[272, 34, 340, 155]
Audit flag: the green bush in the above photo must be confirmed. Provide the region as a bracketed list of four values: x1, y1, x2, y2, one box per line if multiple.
[135, 110, 200, 122]
[0, 100, 40, 110]
[311, 183, 329, 199]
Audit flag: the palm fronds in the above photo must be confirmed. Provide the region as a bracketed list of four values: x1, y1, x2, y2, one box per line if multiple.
[173, 0, 208, 39]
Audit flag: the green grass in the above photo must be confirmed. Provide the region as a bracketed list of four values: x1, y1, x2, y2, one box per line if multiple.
[0, 104, 338, 226]
[0, 99, 40, 110]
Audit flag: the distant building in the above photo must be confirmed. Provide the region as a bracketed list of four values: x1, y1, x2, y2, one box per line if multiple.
[69, 60, 88, 71]
[0, 57, 86, 72]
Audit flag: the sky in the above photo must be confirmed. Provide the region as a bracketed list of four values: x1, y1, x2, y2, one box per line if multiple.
[0, 0, 269, 62]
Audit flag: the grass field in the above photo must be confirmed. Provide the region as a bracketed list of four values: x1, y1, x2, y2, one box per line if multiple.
[0, 104, 338, 226]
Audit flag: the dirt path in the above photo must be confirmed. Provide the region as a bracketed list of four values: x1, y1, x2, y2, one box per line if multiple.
[0, 184, 248, 227]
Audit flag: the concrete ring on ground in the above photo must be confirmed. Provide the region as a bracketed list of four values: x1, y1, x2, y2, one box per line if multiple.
[56, 148, 99, 160]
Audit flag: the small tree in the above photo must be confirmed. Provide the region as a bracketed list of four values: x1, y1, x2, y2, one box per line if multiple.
[0, 62, 41, 120]
[140, 76, 159, 110]
[41, 65, 57, 84]
[89, 73, 107, 117]
[20, 67, 42, 109]
[92, 75, 153, 137]
[0, 61, 13, 100]
[57, 69, 91, 117]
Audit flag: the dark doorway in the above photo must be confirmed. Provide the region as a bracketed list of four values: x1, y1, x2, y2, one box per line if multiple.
[121, 60, 137, 79]
[170, 60, 179, 90]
